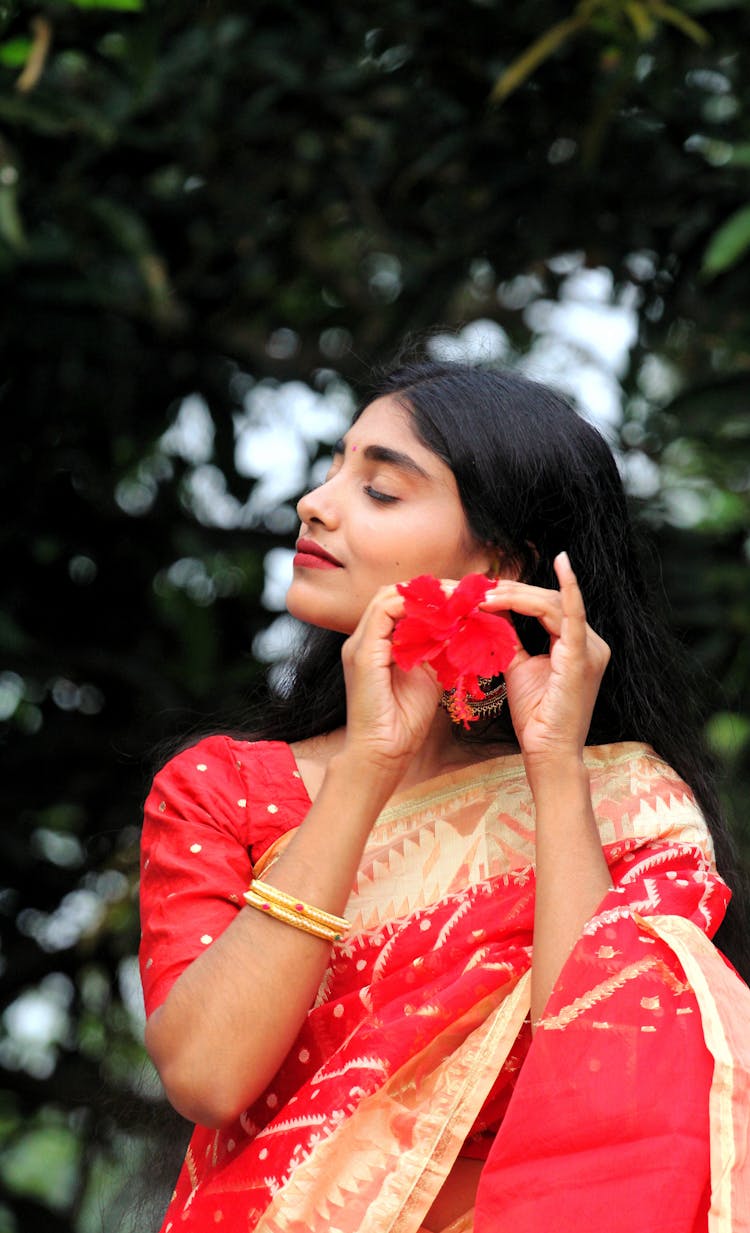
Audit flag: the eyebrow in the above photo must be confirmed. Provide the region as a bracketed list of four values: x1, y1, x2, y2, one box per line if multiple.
[333, 438, 432, 480]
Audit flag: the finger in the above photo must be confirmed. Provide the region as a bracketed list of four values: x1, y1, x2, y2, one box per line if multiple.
[554, 551, 587, 652]
[344, 585, 406, 655]
[481, 581, 564, 638]
[554, 555, 611, 672]
[363, 583, 406, 623]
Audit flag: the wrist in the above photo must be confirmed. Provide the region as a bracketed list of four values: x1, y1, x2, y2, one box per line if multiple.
[325, 747, 405, 812]
[524, 752, 590, 805]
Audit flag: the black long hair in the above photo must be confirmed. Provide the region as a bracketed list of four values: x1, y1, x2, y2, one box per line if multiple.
[249, 359, 748, 977]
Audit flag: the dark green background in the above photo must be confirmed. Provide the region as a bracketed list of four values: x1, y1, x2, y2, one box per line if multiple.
[1, 1, 749, 1227]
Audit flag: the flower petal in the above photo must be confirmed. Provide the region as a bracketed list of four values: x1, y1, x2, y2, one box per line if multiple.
[443, 612, 517, 677]
[396, 574, 447, 616]
[392, 573, 518, 696]
[392, 618, 443, 670]
[443, 573, 492, 619]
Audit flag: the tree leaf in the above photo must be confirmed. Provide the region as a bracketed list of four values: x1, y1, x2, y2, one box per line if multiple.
[727, 143, 750, 168]
[0, 37, 31, 68]
[15, 15, 51, 93]
[66, 0, 143, 9]
[702, 203, 750, 277]
[705, 712, 750, 761]
[649, 1, 711, 43]
[0, 184, 26, 250]
[624, 2, 657, 40]
[489, 13, 589, 103]
[679, 0, 746, 11]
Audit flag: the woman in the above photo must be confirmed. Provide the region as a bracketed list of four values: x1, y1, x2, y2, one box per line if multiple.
[140, 362, 750, 1233]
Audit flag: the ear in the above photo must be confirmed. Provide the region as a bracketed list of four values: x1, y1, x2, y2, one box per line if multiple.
[483, 543, 522, 582]
[485, 546, 502, 579]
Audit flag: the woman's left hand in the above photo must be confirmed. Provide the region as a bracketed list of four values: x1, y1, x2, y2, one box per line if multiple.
[481, 552, 610, 767]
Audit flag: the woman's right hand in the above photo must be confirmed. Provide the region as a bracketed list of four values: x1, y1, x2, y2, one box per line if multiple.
[147, 587, 436, 1125]
[147, 590, 447, 1128]
[340, 583, 442, 772]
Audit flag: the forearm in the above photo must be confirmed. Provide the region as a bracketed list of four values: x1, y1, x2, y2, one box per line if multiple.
[145, 750, 403, 1126]
[528, 757, 612, 1027]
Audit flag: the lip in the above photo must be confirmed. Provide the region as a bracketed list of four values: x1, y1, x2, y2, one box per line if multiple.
[293, 538, 343, 569]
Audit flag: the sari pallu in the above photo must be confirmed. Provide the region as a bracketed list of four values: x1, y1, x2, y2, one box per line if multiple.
[140, 741, 750, 1233]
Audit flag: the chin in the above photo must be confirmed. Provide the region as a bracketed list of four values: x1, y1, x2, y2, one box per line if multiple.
[285, 591, 357, 637]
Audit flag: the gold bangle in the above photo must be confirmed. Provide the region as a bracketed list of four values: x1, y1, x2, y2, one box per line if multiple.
[243, 879, 350, 943]
[249, 878, 351, 932]
[243, 890, 342, 941]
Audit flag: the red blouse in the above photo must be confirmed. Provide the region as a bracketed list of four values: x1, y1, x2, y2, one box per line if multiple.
[139, 734, 514, 1159]
[140, 735, 309, 1017]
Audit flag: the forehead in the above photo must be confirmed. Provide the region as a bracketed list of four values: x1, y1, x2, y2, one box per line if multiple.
[348, 396, 442, 470]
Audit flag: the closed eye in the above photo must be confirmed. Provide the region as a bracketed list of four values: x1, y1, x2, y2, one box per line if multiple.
[364, 485, 398, 504]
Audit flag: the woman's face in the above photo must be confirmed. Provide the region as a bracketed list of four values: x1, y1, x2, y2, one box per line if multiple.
[286, 396, 494, 635]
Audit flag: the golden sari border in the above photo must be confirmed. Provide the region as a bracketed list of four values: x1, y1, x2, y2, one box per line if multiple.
[389, 975, 531, 1233]
[253, 975, 531, 1233]
[374, 742, 655, 829]
[640, 913, 750, 1233]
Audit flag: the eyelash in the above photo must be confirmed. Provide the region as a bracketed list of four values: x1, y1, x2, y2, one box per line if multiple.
[364, 485, 398, 504]
[321, 461, 398, 504]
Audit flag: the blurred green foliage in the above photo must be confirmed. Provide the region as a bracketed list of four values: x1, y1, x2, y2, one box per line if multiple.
[1, 0, 749, 1227]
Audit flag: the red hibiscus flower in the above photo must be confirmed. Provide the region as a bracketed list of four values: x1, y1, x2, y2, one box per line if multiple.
[392, 573, 518, 727]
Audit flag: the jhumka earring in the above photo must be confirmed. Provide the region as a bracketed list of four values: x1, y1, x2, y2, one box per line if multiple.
[440, 677, 508, 723]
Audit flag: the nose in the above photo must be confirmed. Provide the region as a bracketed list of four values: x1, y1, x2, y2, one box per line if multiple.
[296, 476, 339, 529]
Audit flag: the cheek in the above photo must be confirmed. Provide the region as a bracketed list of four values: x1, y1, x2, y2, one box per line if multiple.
[406, 529, 472, 577]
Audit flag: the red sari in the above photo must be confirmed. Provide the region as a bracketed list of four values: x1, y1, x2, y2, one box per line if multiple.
[140, 738, 750, 1232]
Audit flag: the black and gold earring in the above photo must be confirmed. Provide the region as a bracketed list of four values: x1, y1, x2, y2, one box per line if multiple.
[440, 677, 508, 723]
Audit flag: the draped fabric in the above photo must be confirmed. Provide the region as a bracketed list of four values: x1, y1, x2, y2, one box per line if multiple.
[139, 738, 750, 1233]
